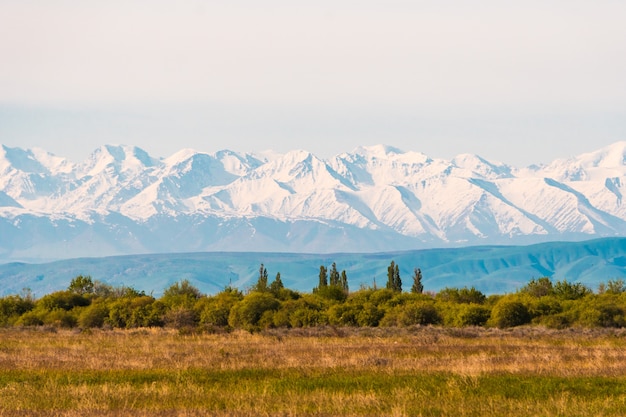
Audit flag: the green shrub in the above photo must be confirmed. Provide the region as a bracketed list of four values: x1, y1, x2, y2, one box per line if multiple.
[16, 310, 45, 326]
[161, 280, 203, 309]
[273, 288, 301, 301]
[553, 280, 592, 300]
[489, 298, 531, 328]
[197, 290, 242, 327]
[356, 303, 384, 327]
[456, 304, 491, 327]
[436, 287, 486, 304]
[0, 295, 35, 326]
[540, 313, 571, 329]
[43, 309, 78, 328]
[164, 307, 199, 329]
[289, 307, 326, 327]
[367, 289, 396, 307]
[529, 296, 562, 320]
[108, 296, 164, 328]
[38, 291, 90, 311]
[606, 279, 626, 294]
[567, 295, 626, 328]
[258, 310, 276, 329]
[314, 285, 348, 302]
[520, 277, 554, 298]
[78, 303, 109, 328]
[327, 304, 359, 326]
[271, 307, 292, 328]
[398, 301, 441, 326]
[228, 292, 280, 330]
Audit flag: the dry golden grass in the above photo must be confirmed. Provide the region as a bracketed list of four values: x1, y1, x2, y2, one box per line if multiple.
[2, 326, 626, 375]
[1, 326, 626, 416]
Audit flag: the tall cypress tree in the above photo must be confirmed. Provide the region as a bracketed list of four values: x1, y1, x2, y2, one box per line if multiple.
[394, 264, 402, 292]
[340, 270, 349, 292]
[318, 265, 328, 288]
[329, 262, 340, 286]
[254, 263, 269, 292]
[269, 272, 284, 293]
[386, 261, 395, 291]
[386, 261, 402, 292]
[411, 268, 424, 294]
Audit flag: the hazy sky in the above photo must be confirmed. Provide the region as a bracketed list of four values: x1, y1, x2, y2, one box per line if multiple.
[1, 0, 625, 166]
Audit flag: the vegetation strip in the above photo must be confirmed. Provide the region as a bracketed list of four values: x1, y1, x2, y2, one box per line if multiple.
[2, 265, 626, 331]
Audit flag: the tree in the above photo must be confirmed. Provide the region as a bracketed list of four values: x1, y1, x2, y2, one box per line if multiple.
[386, 261, 402, 292]
[394, 264, 402, 292]
[520, 277, 553, 298]
[0, 294, 35, 326]
[68, 275, 94, 295]
[329, 263, 340, 286]
[601, 279, 626, 294]
[386, 261, 395, 290]
[253, 264, 269, 292]
[318, 265, 328, 289]
[411, 268, 424, 294]
[269, 272, 284, 294]
[163, 280, 202, 299]
[553, 280, 591, 300]
[161, 280, 202, 309]
[340, 270, 349, 292]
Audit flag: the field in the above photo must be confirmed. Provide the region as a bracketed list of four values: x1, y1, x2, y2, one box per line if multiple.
[1, 326, 626, 416]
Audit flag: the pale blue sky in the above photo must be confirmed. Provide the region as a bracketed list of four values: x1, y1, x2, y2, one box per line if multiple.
[1, 0, 625, 165]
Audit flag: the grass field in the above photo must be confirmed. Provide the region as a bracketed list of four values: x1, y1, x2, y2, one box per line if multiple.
[1, 326, 626, 416]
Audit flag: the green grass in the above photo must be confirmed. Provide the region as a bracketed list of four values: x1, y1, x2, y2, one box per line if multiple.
[2, 368, 626, 416]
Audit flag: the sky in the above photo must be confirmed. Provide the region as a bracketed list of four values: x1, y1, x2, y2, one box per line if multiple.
[1, 0, 625, 166]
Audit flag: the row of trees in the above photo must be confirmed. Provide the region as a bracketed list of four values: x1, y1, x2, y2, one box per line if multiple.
[1, 263, 626, 331]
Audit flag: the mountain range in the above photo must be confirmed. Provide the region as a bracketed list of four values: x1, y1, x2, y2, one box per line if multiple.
[2, 142, 626, 261]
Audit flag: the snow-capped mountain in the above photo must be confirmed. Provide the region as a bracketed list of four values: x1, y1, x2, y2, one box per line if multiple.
[2, 142, 626, 261]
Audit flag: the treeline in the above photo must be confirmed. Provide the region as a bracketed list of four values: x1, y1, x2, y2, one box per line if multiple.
[1, 261, 626, 331]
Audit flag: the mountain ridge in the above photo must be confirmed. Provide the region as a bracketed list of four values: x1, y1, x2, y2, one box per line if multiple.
[2, 142, 626, 261]
[2, 237, 626, 297]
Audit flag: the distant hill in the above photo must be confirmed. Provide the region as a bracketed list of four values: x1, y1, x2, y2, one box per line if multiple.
[2, 237, 626, 297]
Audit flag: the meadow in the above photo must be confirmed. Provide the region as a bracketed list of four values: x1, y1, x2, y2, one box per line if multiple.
[1, 326, 626, 416]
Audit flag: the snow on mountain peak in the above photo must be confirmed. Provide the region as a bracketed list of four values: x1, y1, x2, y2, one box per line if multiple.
[30, 148, 74, 174]
[80, 144, 155, 177]
[0, 145, 47, 174]
[214, 150, 263, 177]
[451, 153, 512, 179]
[353, 144, 404, 158]
[3, 141, 626, 259]
[538, 141, 626, 181]
[579, 141, 626, 168]
[252, 150, 328, 183]
[252, 150, 284, 163]
[165, 148, 200, 165]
